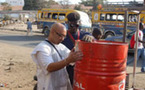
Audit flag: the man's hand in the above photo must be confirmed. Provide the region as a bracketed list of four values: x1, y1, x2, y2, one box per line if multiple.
[65, 51, 83, 64]
[82, 35, 95, 42]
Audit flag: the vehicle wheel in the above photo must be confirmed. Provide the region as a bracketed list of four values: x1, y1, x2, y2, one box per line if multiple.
[43, 27, 50, 37]
[104, 32, 114, 38]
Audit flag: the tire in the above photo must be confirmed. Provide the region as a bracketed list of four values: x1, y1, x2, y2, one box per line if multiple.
[43, 27, 50, 37]
[104, 32, 114, 38]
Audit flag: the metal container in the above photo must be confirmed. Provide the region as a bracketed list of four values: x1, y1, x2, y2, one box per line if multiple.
[73, 41, 128, 90]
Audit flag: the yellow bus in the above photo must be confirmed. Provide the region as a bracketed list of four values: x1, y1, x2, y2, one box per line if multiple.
[37, 8, 92, 36]
[92, 8, 145, 38]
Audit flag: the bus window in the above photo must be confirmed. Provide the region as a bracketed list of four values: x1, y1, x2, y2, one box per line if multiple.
[133, 15, 137, 22]
[44, 13, 48, 18]
[38, 13, 41, 19]
[59, 13, 65, 20]
[128, 14, 137, 22]
[106, 13, 117, 21]
[52, 13, 58, 19]
[48, 13, 51, 19]
[118, 14, 124, 21]
[41, 13, 44, 18]
[100, 13, 105, 21]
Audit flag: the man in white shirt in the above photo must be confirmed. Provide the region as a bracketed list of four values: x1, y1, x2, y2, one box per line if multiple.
[31, 23, 83, 90]
[127, 23, 145, 72]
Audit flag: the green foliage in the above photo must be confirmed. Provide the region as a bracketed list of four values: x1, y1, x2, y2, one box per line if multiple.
[129, 1, 140, 5]
[81, 0, 93, 6]
[59, 0, 70, 9]
[80, 0, 106, 10]
[81, 0, 106, 6]
[23, 0, 58, 10]
[23, 0, 33, 10]
[74, 5, 82, 10]
[1, 2, 9, 6]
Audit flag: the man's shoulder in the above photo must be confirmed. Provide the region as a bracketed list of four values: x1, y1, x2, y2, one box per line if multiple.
[59, 43, 67, 48]
[32, 41, 51, 53]
[37, 41, 52, 48]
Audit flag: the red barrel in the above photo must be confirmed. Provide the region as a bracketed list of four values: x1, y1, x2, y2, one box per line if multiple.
[73, 41, 128, 90]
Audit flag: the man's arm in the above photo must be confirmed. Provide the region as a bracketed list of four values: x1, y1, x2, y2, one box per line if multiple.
[46, 51, 83, 72]
[47, 58, 69, 72]
[139, 39, 145, 43]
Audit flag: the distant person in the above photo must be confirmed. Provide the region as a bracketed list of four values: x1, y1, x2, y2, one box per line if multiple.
[31, 23, 83, 90]
[92, 28, 103, 40]
[26, 19, 32, 36]
[127, 22, 145, 72]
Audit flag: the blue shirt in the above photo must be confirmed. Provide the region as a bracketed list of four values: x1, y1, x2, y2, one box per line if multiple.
[61, 30, 90, 50]
[27, 21, 32, 29]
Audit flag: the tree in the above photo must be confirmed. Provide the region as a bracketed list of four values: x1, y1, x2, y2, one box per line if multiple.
[81, 0, 106, 6]
[23, 0, 58, 10]
[81, 0, 106, 10]
[81, 0, 93, 6]
[48, 0, 58, 5]
[59, 0, 70, 9]
[74, 5, 82, 10]
[23, 0, 33, 10]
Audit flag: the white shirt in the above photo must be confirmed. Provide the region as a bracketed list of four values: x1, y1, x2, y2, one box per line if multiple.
[31, 41, 72, 90]
[134, 30, 144, 49]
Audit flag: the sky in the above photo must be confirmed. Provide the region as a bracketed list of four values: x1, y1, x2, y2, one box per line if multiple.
[0, 0, 143, 4]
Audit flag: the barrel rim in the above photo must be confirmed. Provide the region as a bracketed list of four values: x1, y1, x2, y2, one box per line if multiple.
[76, 40, 128, 46]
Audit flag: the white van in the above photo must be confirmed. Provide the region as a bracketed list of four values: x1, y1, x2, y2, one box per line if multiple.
[77, 11, 92, 29]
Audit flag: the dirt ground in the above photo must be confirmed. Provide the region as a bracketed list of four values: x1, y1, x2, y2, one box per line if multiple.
[0, 23, 145, 90]
[0, 42, 36, 90]
[0, 23, 38, 90]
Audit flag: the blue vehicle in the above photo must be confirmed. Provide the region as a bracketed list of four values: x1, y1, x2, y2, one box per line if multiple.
[105, 30, 135, 53]
[106, 30, 145, 53]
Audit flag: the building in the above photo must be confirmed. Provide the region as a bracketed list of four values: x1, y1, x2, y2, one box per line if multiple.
[0, 0, 24, 10]
[6, 0, 24, 6]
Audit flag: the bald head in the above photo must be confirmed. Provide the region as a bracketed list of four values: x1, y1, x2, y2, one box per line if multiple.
[48, 23, 67, 44]
[50, 23, 66, 33]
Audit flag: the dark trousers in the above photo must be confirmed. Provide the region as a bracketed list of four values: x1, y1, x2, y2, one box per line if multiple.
[66, 65, 74, 86]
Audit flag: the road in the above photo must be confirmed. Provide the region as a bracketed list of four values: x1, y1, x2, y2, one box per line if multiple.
[0, 29, 45, 48]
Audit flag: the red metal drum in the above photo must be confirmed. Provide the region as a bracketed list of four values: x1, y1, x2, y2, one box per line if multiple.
[73, 41, 128, 90]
